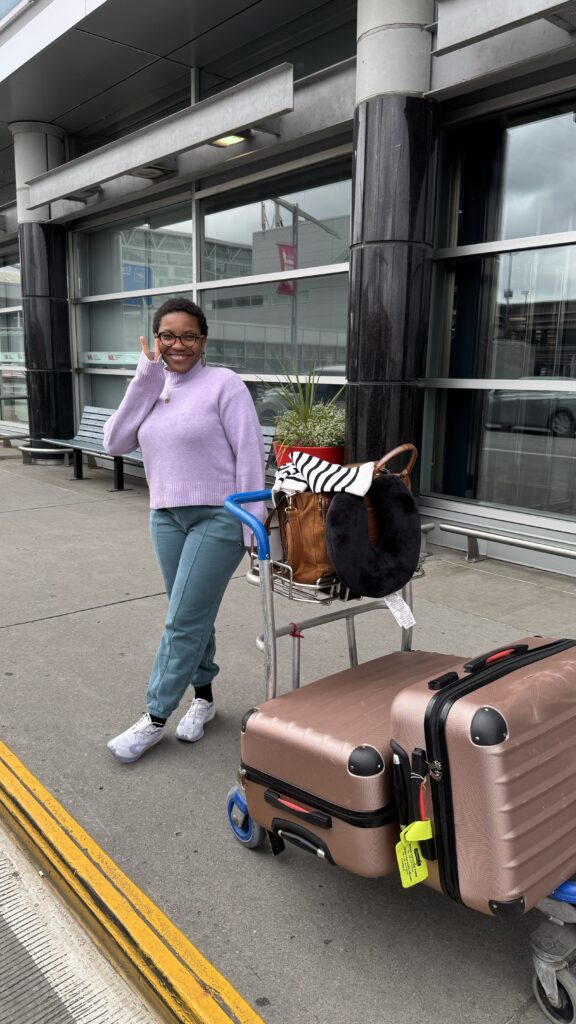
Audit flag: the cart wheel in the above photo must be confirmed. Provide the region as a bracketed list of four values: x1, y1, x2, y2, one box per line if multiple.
[226, 785, 266, 849]
[533, 969, 576, 1023]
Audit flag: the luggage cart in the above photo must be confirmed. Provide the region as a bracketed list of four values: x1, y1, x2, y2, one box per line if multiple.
[225, 489, 416, 697]
[532, 882, 576, 1022]
[223, 489, 417, 848]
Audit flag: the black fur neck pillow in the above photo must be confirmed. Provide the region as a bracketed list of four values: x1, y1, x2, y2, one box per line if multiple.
[325, 473, 421, 598]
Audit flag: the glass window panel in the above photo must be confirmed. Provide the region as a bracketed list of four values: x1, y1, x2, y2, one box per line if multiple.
[0, 366, 28, 424]
[202, 274, 348, 373]
[431, 247, 576, 379]
[74, 203, 193, 296]
[202, 180, 351, 280]
[0, 0, 24, 20]
[451, 109, 576, 246]
[75, 293, 193, 368]
[245, 379, 345, 426]
[451, 121, 503, 248]
[499, 113, 576, 240]
[425, 388, 576, 518]
[0, 258, 21, 307]
[80, 373, 135, 410]
[0, 310, 24, 362]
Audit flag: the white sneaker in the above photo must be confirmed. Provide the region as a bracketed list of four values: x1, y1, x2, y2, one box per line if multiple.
[175, 698, 215, 743]
[107, 713, 164, 763]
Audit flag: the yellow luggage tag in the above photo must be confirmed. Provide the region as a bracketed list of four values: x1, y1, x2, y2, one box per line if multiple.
[395, 819, 433, 888]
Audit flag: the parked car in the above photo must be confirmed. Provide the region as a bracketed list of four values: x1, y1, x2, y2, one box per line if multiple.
[486, 379, 576, 438]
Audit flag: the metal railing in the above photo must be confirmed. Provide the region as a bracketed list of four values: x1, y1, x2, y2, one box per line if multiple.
[439, 524, 576, 564]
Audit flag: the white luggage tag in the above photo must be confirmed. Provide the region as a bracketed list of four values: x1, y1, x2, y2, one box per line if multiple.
[384, 591, 416, 629]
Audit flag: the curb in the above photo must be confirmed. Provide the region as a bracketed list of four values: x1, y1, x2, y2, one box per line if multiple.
[0, 740, 265, 1024]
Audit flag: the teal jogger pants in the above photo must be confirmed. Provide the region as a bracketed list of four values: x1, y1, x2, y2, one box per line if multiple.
[146, 505, 245, 718]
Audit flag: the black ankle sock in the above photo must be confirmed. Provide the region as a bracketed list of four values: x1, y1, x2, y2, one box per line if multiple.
[149, 714, 167, 727]
[194, 684, 213, 703]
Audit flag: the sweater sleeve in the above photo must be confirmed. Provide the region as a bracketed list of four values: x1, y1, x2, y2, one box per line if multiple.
[103, 354, 165, 455]
[219, 378, 267, 546]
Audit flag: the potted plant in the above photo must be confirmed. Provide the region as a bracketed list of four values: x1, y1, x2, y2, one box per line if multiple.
[272, 369, 346, 467]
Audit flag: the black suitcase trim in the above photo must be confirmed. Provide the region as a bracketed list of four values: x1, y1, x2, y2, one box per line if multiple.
[241, 763, 398, 829]
[424, 639, 576, 905]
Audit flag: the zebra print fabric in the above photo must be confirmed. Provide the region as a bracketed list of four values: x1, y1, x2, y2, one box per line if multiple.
[273, 451, 374, 497]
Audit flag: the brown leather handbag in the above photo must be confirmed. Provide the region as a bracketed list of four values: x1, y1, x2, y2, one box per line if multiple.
[274, 444, 418, 586]
[275, 490, 335, 585]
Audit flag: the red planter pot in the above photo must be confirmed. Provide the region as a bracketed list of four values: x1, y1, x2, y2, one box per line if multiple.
[273, 442, 344, 467]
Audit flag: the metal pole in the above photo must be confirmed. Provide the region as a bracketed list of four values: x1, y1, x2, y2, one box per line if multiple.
[259, 561, 278, 701]
[346, 614, 359, 667]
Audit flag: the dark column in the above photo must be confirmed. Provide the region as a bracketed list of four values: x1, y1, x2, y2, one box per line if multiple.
[19, 222, 74, 440]
[346, 94, 436, 477]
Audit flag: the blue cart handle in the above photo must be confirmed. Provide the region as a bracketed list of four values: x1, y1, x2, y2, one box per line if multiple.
[224, 490, 272, 560]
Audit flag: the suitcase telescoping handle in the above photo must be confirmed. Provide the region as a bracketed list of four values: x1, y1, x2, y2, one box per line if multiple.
[390, 741, 436, 861]
[390, 740, 411, 829]
[463, 643, 529, 675]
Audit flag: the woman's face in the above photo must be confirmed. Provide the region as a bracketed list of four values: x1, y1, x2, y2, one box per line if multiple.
[156, 312, 206, 374]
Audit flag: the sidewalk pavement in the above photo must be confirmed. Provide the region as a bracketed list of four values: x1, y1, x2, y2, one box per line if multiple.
[1, 445, 575, 1024]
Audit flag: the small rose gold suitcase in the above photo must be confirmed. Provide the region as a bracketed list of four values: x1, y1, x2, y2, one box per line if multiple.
[389, 637, 576, 915]
[240, 649, 464, 877]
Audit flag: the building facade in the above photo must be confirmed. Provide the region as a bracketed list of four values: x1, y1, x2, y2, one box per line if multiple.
[1, 0, 575, 571]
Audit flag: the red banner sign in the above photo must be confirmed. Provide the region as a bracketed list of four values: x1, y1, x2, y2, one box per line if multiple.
[276, 242, 297, 295]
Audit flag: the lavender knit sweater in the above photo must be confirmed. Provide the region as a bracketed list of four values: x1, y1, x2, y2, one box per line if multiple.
[104, 353, 266, 543]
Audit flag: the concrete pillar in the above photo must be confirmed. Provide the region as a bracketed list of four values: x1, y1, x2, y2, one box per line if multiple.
[9, 122, 74, 440]
[347, 1, 436, 474]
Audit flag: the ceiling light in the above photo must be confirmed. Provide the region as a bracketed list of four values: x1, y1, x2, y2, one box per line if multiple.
[127, 163, 175, 179]
[210, 131, 251, 148]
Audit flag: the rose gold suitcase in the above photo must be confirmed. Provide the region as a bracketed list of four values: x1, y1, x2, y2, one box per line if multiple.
[389, 637, 576, 915]
[240, 649, 464, 877]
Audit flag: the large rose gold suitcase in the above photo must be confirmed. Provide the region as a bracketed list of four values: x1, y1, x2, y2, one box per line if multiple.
[389, 637, 576, 915]
[240, 649, 464, 877]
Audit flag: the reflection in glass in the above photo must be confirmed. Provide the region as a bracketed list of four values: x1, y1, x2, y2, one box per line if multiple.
[425, 388, 576, 517]
[0, 1, 26, 19]
[0, 309, 24, 361]
[0, 260, 21, 308]
[433, 247, 576, 379]
[452, 109, 576, 246]
[0, 366, 27, 424]
[74, 204, 193, 296]
[202, 275, 348, 374]
[76, 294, 194, 368]
[80, 372, 135, 411]
[202, 180, 351, 280]
[500, 113, 576, 240]
[245, 380, 345, 426]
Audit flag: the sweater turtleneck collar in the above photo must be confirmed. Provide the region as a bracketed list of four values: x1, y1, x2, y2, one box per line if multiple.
[163, 359, 206, 388]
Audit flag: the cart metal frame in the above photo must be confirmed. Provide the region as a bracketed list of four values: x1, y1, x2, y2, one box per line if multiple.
[225, 490, 415, 700]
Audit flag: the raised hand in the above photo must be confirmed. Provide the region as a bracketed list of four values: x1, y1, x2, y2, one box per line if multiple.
[140, 335, 161, 361]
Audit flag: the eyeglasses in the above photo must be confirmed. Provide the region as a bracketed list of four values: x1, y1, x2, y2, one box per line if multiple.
[156, 331, 204, 348]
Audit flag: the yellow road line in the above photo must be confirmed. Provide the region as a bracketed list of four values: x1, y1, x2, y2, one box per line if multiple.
[0, 741, 265, 1024]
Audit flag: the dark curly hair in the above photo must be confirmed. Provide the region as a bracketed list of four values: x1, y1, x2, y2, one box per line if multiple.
[153, 298, 208, 338]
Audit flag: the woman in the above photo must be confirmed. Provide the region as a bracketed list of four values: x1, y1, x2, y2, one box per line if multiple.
[104, 297, 265, 763]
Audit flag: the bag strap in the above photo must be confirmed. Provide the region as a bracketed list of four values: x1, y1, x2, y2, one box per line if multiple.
[246, 506, 278, 559]
[281, 496, 305, 571]
[373, 443, 418, 487]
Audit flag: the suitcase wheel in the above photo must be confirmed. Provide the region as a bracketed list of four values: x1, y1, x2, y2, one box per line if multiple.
[226, 785, 266, 849]
[533, 968, 576, 1023]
